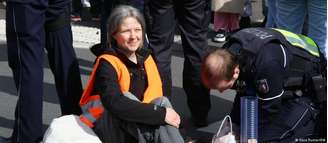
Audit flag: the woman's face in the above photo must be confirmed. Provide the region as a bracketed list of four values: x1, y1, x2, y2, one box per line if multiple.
[113, 17, 143, 54]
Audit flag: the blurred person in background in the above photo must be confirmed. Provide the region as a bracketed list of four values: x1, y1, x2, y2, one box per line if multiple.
[264, 0, 277, 28]
[276, 0, 327, 58]
[2, 0, 83, 142]
[146, 0, 211, 127]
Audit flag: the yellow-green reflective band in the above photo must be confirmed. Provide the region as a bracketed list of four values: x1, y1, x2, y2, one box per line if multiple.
[287, 35, 319, 57]
[299, 34, 317, 48]
[273, 28, 320, 57]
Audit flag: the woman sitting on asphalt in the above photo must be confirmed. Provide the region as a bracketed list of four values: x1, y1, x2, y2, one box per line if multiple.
[79, 5, 184, 143]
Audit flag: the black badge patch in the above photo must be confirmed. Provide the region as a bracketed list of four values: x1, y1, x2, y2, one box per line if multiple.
[256, 79, 269, 94]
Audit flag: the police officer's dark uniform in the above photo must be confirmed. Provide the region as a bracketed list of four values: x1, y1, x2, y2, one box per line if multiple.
[224, 28, 326, 142]
[146, 0, 211, 126]
[5, 0, 83, 142]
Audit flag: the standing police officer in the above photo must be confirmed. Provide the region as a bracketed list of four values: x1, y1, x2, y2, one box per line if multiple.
[4, 0, 83, 142]
[145, 0, 211, 127]
[201, 28, 326, 142]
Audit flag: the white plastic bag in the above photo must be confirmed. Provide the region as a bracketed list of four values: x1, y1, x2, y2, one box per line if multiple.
[42, 115, 102, 143]
[212, 115, 236, 143]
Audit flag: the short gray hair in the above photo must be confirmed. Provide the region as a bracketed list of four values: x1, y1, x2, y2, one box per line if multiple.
[107, 5, 146, 48]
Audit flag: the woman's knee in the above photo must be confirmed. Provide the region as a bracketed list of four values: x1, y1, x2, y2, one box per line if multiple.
[151, 96, 172, 107]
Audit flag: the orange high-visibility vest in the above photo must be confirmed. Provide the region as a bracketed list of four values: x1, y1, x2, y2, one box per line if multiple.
[79, 54, 163, 128]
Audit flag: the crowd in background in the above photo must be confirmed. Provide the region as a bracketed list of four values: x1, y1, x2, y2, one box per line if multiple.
[71, 0, 327, 57]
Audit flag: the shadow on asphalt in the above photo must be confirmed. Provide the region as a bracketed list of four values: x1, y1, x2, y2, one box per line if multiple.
[0, 117, 13, 129]
[77, 58, 93, 75]
[0, 75, 60, 104]
[0, 43, 97, 103]
[1, 42, 94, 76]
[0, 116, 50, 135]
[42, 56, 94, 76]
[0, 76, 16, 96]
[171, 86, 233, 123]
[170, 86, 233, 142]
[0, 43, 7, 61]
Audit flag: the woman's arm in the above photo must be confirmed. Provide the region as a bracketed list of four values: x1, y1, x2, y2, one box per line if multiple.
[93, 60, 166, 125]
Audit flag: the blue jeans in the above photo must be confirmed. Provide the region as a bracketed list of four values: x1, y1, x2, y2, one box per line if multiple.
[276, 0, 327, 57]
[242, 0, 252, 17]
[265, 0, 277, 28]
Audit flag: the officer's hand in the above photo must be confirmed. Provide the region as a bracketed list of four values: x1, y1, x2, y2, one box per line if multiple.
[165, 107, 180, 128]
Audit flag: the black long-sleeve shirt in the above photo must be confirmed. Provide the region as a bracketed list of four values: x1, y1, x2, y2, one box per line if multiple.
[92, 50, 166, 125]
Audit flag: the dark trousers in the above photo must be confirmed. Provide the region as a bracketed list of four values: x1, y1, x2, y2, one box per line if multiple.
[100, 0, 115, 46]
[72, 0, 82, 15]
[94, 110, 140, 143]
[94, 96, 183, 143]
[6, 2, 82, 143]
[146, 0, 211, 122]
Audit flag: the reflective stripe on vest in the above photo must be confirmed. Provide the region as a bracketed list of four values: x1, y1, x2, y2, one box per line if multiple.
[79, 54, 163, 128]
[273, 28, 320, 57]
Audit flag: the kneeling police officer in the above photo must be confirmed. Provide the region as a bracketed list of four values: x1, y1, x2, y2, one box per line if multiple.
[201, 27, 326, 142]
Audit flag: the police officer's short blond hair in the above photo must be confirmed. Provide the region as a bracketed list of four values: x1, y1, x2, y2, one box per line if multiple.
[201, 48, 238, 88]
